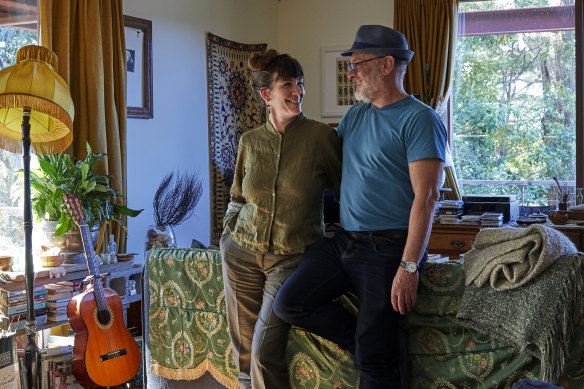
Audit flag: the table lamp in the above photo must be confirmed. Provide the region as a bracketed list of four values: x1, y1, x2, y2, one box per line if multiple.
[0, 45, 74, 389]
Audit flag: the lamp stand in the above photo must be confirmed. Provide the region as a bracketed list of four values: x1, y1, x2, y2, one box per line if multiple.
[22, 109, 39, 389]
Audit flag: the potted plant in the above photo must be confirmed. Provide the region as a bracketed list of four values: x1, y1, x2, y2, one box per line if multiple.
[30, 142, 142, 257]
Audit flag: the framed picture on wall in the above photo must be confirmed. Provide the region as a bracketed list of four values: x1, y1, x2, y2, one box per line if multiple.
[321, 46, 355, 117]
[124, 15, 153, 119]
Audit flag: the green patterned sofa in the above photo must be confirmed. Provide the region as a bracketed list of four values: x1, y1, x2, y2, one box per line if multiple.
[145, 248, 584, 389]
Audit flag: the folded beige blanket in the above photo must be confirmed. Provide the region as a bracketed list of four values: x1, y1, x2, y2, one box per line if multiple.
[463, 224, 577, 290]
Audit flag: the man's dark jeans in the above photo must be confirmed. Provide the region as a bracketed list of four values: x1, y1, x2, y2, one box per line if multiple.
[274, 229, 426, 388]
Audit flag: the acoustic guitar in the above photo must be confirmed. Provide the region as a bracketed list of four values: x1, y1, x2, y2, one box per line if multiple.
[63, 194, 140, 388]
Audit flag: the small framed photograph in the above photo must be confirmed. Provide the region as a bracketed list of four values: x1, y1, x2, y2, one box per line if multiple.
[124, 15, 153, 119]
[321, 46, 355, 117]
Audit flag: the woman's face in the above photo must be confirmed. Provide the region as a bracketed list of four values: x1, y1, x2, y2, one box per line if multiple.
[264, 76, 304, 119]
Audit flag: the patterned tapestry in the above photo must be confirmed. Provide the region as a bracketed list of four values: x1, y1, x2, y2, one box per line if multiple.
[206, 33, 267, 246]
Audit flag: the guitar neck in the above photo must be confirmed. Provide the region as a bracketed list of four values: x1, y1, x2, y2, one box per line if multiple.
[78, 223, 99, 276]
[78, 223, 107, 310]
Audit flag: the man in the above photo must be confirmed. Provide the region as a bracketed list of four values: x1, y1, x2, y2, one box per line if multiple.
[273, 25, 447, 388]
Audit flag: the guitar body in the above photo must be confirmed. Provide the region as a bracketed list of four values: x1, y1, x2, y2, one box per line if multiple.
[67, 286, 140, 388]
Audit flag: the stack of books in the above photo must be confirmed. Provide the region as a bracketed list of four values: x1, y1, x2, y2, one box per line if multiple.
[427, 253, 450, 263]
[435, 200, 464, 224]
[481, 212, 504, 227]
[45, 283, 74, 322]
[41, 348, 83, 389]
[59, 279, 85, 295]
[460, 214, 482, 225]
[0, 286, 48, 331]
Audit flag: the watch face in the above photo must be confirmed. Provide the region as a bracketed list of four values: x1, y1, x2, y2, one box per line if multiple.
[401, 261, 417, 273]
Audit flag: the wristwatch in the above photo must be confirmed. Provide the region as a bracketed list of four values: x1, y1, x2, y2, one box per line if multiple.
[399, 261, 418, 274]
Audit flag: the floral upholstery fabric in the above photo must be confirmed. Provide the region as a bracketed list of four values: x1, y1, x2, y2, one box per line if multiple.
[405, 263, 584, 389]
[147, 248, 584, 389]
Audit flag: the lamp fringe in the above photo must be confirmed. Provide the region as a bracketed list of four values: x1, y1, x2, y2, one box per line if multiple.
[0, 94, 73, 156]
[0, 94, 74, 129]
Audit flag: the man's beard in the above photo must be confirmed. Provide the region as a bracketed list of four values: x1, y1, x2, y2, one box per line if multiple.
[354, 66, 383, 103]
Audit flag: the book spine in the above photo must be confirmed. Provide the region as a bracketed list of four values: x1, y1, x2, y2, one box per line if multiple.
[6, 302, 46, 316]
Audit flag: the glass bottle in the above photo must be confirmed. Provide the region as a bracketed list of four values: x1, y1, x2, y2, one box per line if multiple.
[108, 234, 117, 258]
[577, 188, 583, 206]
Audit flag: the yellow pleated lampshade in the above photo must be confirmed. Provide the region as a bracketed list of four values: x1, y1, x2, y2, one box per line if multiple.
[0, 45, 74, 155]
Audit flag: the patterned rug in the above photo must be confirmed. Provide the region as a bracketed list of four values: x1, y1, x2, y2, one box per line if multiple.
[206, 33, 267, 246]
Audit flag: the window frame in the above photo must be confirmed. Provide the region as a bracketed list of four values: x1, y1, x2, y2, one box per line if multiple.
[451, 1, 583, 193]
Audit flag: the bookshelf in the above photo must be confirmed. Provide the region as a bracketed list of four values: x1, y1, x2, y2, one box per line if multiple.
[0, 261, 143, 334]
[1, 260, 144, 388]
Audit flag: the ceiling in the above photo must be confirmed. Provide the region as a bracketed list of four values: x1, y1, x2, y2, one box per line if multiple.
[0, 0, 37, 31]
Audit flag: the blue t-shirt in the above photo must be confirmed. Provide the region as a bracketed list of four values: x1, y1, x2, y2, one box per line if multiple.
[337, 95, 447, 231]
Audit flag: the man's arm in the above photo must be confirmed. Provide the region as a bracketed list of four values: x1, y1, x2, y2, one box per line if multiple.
[391, 158, 444, 314]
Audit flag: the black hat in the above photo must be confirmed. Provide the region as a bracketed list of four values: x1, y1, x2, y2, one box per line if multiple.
[341, 25, 414, 62]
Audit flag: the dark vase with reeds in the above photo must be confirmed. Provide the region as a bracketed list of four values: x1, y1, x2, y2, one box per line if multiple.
[145, 171, 202, 259]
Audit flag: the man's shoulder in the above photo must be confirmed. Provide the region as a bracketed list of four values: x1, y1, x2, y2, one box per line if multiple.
[345, 102, 370, 117]
[338, 103, 370, 132]
[401, 97, 440, 118]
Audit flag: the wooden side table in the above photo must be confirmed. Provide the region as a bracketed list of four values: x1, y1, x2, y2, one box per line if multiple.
[428, 223, 584, 259]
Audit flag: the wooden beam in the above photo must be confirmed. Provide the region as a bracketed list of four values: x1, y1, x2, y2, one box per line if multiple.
[0, 13, 36, 27]
[577, 0, 583, 188]
[0, 0, 37, 13]
[459, 5, 574, 36]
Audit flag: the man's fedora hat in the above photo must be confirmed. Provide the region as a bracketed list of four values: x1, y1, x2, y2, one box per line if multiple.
[341, 25, 414, 62]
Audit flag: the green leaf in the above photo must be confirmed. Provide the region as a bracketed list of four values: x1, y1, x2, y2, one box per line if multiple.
[113, 203, 143, 217]
[81, 163, 89, 181]
[38, 159, 57, 177]
[54, 214, 71, 237]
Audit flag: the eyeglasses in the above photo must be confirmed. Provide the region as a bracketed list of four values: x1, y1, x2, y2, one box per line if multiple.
[348, 56, 386, 71]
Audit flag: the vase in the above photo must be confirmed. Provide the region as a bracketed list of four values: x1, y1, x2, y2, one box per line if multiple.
[38, 220, 101, 264]
[145, 224, 177, 260]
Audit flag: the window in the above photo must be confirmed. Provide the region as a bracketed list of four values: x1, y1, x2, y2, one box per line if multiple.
[0, 1, 38, 258]
[452, 0, 578, 206]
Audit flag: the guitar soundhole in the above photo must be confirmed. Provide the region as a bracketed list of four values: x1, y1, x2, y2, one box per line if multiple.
[93, 305, 115, 330]
[97, 309, 111, 325]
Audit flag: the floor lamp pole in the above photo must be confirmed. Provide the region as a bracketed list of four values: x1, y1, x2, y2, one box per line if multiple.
[22, 109, 39, 389]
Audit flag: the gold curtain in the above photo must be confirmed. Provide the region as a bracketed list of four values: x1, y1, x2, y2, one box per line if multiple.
[39, 0, 129, 252]
[394, 0, 461, 200]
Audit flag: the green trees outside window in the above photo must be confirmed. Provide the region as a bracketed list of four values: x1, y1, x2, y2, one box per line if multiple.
[0, 27, 37, 254]
[453, 0, 576, 205]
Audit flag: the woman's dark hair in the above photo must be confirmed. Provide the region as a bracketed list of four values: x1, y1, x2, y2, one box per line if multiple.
[248, 49, 303, 103]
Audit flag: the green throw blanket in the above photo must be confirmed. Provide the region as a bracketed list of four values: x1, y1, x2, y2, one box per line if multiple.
[463, 224, 577, 290]
[458, 253, 584, 384]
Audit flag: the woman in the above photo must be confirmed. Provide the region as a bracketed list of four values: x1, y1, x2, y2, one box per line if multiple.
[220, 49, 341, 389]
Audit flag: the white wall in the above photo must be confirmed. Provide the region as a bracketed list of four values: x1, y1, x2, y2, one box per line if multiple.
[123, 0, 279, 259]
[123, 0, 395, 261]
[278, 0, 394, 123]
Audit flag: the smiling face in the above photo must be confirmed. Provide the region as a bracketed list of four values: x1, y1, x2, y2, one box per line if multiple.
[263, 76, 304, 120]
[348, 53, 385, 103]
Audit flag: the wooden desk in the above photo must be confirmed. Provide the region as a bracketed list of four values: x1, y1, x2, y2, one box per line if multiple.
[429, 223, 584, 259]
